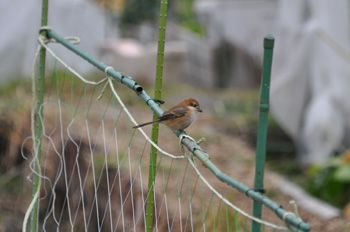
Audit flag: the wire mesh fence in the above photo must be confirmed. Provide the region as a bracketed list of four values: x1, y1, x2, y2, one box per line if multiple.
[24, 0, 311, 229]
[25, 60, 256, 231]
[23, 28, 311, 231]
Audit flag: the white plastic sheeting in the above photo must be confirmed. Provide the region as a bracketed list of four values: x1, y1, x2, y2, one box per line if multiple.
[271, 0, 350, 164]
[196, 0, 350, 164]
[195, 0, 278, 65]
[0, 0, 107, 81]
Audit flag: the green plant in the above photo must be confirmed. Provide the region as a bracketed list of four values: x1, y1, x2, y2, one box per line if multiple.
[175, 0, 205, 35]
[306, 150, 350, 208]
[120, 0, 160, 25]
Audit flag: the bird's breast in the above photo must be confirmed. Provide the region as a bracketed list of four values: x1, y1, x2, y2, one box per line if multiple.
[163, 107, 197, 131]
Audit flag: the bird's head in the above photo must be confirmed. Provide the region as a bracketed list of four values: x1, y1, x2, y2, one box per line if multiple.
[184, 97, 203, 113]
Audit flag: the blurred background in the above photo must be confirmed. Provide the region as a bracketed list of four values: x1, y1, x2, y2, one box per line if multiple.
[1, 0, 350, 231]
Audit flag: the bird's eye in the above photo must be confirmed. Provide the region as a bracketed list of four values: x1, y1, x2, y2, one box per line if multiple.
[192, 103, 197, 107]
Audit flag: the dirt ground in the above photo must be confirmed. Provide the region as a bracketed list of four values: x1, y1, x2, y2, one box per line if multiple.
[1, 81, 349, 232]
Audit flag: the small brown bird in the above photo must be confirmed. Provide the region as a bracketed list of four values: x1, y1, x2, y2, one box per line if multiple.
[133, 97, 203, 131]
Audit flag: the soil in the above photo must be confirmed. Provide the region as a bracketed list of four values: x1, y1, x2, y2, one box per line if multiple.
[0, 86, 349, 232]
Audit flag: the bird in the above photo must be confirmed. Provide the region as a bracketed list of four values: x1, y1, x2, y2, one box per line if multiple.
[133, 97, 203, 131]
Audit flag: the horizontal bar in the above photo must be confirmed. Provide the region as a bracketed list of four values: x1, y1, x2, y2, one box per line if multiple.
[47, 29, 164, 117]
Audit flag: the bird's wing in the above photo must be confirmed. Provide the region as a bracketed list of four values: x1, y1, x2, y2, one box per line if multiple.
[159, 107, 187, 120]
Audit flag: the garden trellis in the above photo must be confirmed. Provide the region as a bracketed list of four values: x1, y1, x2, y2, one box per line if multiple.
[23, 0, 311, 231]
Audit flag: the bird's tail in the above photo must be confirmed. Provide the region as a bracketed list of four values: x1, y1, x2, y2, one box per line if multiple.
[133, 119, 161, 128]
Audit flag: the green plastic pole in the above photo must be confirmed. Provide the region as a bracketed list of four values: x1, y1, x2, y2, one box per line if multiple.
[31, 0, 48, 231]
[145, 0, 168, 231]
[251, 35, 274, 232]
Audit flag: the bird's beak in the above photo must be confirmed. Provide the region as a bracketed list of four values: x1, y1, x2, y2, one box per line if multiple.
[197, 108, 203, 113]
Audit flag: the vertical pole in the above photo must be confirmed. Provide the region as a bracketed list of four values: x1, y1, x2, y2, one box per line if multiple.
[251, 35, 274, 232]
[145, 0, 168, 231]
[31, 1, 48, 232]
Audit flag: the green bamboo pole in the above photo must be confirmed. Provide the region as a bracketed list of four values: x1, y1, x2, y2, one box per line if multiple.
[251, 35, 274, 232]
[44, 30, 310, 232]
[31, 0, 49, 231]
[145, 0, 169, 231]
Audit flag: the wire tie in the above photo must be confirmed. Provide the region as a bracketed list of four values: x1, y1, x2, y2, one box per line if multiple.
[146, 98, 165, 106]
[282, 212, 295, 225]
[121, 74, 126, 84]
[283, 201, 301, 229]
[253, 188, 266, 194]
[38, 26, 80, 45]
[39, 26, 52, 33]
[133, 82, 139, 90]
[289, 200, 300, 219]
[97, 66, 114, 100]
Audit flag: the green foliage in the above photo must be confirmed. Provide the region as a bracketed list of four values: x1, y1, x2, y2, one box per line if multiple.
[176, 0, 205, 35]
[213, 90, 259, 125]
[119, 0, 205, 35]
[120, 0, 160, 25]
[306, 150, 350, 208]
[0, 171, 24, 195]
[213, 90, 279, 131]
[0, 77, 33, 119]
[193, 191, 249, 231]
[267, 158, 302, 180]
[0, 77, 30, 96]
